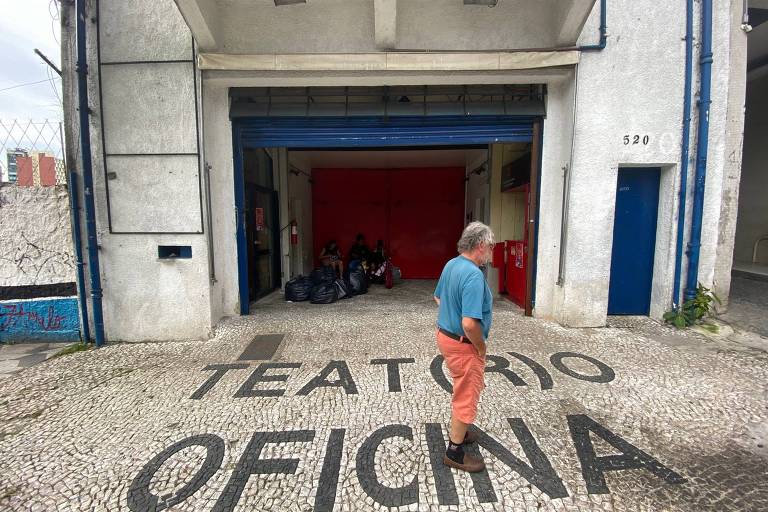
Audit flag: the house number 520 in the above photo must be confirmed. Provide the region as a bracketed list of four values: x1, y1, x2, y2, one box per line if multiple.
[623, 134, 650, 145]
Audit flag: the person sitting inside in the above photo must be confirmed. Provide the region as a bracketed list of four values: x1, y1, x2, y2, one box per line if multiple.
[368, 239, 388, 283]
[319, 240, 344, 278]
[348, 233, 370, 271]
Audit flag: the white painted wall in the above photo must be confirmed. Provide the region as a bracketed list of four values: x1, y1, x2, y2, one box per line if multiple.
[277, 148, 291, 288]
[210, 0, 582, 54]
[465, 152, 489, 226]
[287, 153, 315, 277]
[498, 145, 529, 243]
[555, 0, 745, 326]
[72, 0, 213, 341]
[0, 185, 75, 287]
[536, 75, 575, 320]
[712, 0, 749, 307]
[203, 83, 238, 320]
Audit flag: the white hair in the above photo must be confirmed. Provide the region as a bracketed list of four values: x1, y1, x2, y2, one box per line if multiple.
[457, 221, 495, 253]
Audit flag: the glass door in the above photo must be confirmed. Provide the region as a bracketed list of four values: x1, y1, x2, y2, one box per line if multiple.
[243, 149, 281, 302]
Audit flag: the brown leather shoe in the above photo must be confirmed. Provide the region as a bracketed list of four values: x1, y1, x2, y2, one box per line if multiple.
[463, 430, 479, 444]
[443, 453, 486, 473]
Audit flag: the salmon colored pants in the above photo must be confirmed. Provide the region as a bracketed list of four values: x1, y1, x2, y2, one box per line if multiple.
[436, 330, 486, 424]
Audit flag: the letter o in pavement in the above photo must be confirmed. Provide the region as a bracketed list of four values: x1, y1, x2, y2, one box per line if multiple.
[549, 352, 615, 383]
[127, 434, 224, 511]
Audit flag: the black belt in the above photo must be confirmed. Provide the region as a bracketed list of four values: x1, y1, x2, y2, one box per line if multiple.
[438, 327, 472, 344]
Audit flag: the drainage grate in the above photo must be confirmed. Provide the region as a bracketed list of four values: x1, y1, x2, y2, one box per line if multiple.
[237, 334, 284, 361]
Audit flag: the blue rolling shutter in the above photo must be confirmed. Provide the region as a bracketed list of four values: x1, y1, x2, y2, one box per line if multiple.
[235, 116, 535, 148]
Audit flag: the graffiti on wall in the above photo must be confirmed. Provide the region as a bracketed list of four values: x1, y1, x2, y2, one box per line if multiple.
[0, 298, 80, 342]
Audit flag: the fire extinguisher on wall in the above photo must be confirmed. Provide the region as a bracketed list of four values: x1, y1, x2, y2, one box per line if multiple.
[290, 220, 298, 246]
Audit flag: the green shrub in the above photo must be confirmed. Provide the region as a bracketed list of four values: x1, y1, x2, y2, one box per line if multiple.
[663, 283, 721, 329]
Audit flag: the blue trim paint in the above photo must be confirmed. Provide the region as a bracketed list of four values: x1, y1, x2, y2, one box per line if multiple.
[672, 0, 694, 308]
[235, 116, 535, 148]
[685, 0, 713, 302]
[67, 172, 89, 342]
[608, 168, 661, 315]
[232, 123, 250, 315]
[76, 0, 106, 346]
[0, 298, 81, 343]
[579, 0, 607, 51]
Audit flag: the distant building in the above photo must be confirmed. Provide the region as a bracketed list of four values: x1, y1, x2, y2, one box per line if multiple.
[13, 151, 64, 187]
[6, 148, 28, 183]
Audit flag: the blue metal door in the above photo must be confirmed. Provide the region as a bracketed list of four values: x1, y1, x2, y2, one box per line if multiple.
[608, 168, 661, 315]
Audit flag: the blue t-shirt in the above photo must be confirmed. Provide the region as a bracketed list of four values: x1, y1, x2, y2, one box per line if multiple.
[434, 255, 493, 340]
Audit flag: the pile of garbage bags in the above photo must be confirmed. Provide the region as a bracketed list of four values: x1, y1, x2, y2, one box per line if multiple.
[286, 266, 369, 304]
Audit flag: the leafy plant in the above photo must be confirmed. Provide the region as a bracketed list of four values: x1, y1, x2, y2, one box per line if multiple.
[663, 283, 722, 329]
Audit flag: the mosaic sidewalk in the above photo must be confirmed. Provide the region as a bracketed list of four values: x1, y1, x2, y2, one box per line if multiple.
[1, 281, 766, 511]
[0, 342, 63, 378]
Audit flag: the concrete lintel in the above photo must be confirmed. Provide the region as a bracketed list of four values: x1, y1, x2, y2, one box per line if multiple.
[174, 0, 217, 50]
[198, 51, 579, 72]
[556, 0, 598, 46]
[374, 0, 398, 50]
[202, 68, 575, 88]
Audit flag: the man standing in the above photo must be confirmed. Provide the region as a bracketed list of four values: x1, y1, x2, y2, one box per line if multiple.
[434, 221, 495, 473]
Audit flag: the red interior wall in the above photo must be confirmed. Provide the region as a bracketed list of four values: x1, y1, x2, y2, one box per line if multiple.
[312, 167, 464, 279]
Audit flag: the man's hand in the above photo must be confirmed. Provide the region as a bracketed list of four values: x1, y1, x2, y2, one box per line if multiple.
[461, 317, 486, 359]
[434, 296, 440, 306]
[476, 341, 486, 359]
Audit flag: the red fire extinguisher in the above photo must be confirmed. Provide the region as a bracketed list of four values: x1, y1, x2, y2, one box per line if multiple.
[290, 220, 298, 246]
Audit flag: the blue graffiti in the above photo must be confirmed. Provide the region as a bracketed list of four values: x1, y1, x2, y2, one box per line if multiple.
[0, 298, 80, 342]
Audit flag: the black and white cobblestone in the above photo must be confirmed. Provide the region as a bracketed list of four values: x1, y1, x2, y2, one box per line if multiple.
[0, 281, 766, 511]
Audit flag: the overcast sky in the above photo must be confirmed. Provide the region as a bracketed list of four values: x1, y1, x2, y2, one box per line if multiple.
[0, 0, 63, 121]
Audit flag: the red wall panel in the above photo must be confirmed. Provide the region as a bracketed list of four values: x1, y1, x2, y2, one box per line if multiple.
[15, 156, 33, 186]
[39, 156, 56, 186]
[312, 167, 464, 278]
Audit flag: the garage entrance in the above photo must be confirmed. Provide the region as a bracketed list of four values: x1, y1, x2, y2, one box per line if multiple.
[231, 85, 544, 314]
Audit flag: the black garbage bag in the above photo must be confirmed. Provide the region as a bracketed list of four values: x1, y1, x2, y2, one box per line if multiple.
[312, 266, 336, 285]
[310, 283, 338, 304]
[334, 278, 351, 299]
[348, 267, 368, 295]
[285, 276, 313, 302]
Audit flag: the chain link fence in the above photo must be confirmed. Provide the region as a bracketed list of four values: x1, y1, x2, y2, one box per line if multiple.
[0, 119, 67, 186]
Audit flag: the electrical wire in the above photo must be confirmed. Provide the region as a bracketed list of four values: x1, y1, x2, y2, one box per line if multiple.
[50, 0, 61, 46]
[46, 65, 63, 107]
[0, 78, 61, 94]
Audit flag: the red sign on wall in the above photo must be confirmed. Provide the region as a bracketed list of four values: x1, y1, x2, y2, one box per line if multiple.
[255, 208, 264, 231]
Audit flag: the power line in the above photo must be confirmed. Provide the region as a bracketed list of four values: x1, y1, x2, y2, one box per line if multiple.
[0, 77, 61, 94]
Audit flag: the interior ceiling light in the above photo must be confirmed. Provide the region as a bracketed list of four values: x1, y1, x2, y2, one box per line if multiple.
[463, 0, 499, 6]
[274, 0, 306, 5]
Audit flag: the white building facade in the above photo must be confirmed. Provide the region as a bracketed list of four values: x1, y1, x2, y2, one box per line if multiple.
[61, 0, 751, 342]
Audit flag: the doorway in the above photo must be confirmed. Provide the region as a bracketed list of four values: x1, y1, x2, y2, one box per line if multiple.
[243, 149, 281, 303]
[231, 86, 544, 314]
[608, 167, 661, 315]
